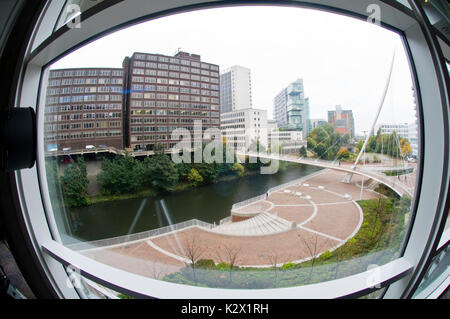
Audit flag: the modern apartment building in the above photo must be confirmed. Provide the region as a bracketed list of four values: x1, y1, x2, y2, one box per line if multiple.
[44, 68, 125, 151]
[219, 65, 252, 113]
[220, 108, 268, 151]
[328, 105, 355, 139]
[123, 51, 221, 151]
[273, 79, 310, 136]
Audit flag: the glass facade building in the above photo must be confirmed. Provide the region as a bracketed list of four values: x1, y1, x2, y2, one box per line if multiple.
[274, 79, 310, 136]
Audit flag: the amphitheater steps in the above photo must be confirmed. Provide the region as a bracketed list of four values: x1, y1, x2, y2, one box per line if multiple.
[211, 212, 294, 236]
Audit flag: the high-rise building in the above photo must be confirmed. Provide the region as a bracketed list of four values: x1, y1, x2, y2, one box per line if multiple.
[122, 51, 221, 151]
[220, 65, 252, 113]
[44, 51, 221, 153]
[328, 105, 355, 138]
[44, 68, 125, 151]
[273, 79, 310, 136]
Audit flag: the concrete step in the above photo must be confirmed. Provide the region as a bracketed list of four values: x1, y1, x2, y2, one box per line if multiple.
[211, 212, 293, 236]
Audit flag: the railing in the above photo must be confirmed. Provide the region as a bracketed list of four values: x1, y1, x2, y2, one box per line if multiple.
[67, 219, 214, 251]
[219, 216, 232, 225]
[230, 170, 326, 214]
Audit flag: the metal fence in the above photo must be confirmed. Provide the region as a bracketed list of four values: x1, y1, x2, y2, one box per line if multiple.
[67, 219, 214, 251]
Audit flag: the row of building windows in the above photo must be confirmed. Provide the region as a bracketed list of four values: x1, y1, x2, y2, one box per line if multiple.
[50, 69, 124, 78]
[47, 86, 123, 95]
[129, 92, 219, 103]
[130, 109, 214, 117]
[45, 121, 121, 131]
[46, 95, 122, 104]
[45, 104, 122, 113]
[131, 69, 219, 84]
[49, 77, 123, 86]
[44, 130, 122, 140]
[132, 62, 219, 77]
[132, 54, 219, 71]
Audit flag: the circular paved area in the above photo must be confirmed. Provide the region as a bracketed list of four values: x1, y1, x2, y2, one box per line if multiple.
[83, 169, 383, 279]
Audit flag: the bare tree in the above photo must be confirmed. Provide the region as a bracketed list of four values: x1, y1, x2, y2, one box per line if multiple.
[181, 231, 205, 284]
[217, 243, 242, 283]
[266, 250, 279, 288]
[299, 229, 329, 284]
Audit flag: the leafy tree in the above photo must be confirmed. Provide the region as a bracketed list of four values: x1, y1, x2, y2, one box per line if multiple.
[61, 157, 90, 207]
[176, 162, 192, 182]
[246, 139, 267, 170]
[299, 146, 307, 157]
[336, 147, 350, 160]
[97, 153, 144, 195]
[400, 138, 412, 157]
[306, 123, 341, 160]
[232, 162, 245, 177]
[144, 143, 179, 193]
[187, 168, 203, 187]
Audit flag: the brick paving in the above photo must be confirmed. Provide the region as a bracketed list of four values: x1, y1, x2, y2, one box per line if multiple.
[82, 169, 385, 278]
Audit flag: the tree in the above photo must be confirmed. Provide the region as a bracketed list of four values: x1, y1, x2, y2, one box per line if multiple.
[306, 123, 341, 160]
[400, 138, 412, 157]
[299, 146, 307, 157]
[144, 143, 179, 193]
[336, 147, 350, 160]
[232, 162, 245, 177]
[97, 153, 144, 195]
[182, 231, 205, 285]
[216, 243, 242, 283]
[61, 157, 90, 207]
[187, 168, 203, 187]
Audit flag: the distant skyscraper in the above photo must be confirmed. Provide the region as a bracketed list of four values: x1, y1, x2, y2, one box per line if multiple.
[328, 105, 355, 138]
[220, 65, 252, 113]
[273, 79, 310, 136]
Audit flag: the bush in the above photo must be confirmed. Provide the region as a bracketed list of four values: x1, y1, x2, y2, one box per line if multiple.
[216, 262, 231, 271]
[319, 251, 333, 261]
[281, 262, 295, 271]
[195, 259, 216, 269]
[187, 168, 203, 187]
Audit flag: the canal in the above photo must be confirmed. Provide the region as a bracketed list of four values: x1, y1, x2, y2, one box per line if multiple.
[67, 163, 322, 242]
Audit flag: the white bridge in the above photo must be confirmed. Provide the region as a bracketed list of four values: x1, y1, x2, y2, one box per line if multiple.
[237, 151, 415, 198]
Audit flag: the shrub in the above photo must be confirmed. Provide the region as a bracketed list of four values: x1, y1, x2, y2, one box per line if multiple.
[281, 262, 295, 271]
[216, 262, 231, 271]
[195, 259, 216, 269]
[319, 251, 333, 261]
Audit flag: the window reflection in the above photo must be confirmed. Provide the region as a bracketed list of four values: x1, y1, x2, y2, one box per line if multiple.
[42, 5, 419, 291]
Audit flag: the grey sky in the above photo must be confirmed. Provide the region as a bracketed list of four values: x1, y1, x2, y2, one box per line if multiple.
[52, 5, 417, 136]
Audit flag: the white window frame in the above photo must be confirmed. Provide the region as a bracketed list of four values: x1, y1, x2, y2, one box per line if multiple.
[12, 0, 449, 299]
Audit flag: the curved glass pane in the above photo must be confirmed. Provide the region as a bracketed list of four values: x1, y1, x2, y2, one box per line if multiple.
[40, 5, 419, 294]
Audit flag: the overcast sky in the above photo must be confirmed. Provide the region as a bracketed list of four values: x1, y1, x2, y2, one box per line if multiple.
[52, 5, 417, 136]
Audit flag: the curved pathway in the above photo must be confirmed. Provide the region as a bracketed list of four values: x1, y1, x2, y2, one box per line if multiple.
[82, 169, 384, 278]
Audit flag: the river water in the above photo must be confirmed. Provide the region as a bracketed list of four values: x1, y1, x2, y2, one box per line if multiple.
[68, 164, 322, 242]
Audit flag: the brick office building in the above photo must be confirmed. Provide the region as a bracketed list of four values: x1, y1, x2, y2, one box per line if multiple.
[43, 51, 221, 152]
[122, 51, 221, 151]
[44, 68, 125, 151]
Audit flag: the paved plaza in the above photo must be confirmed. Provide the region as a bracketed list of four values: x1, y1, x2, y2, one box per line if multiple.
[82, 169, 388, 279]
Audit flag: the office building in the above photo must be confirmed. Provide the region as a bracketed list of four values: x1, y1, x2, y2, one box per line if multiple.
[122, 51, 221, 151]
[328, 105, 355, 138]
[273, 79, 310, 136]
[44, 68, 125, 151]
[220, 108, 267, 151]
[220, 65, 252, 113]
